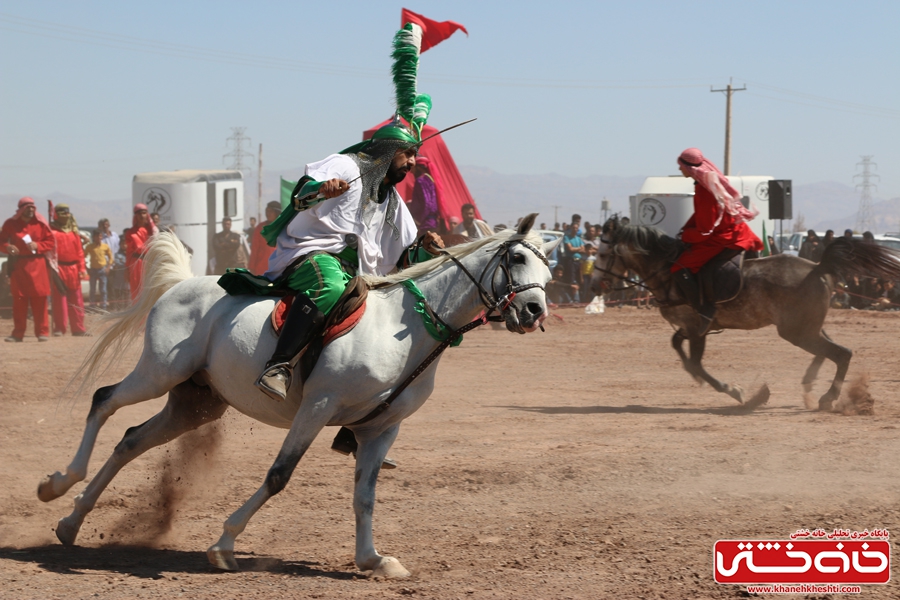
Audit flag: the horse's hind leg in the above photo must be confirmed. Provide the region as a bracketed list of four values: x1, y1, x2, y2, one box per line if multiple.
[687, 336, 745, 403]
[782, 328, 852, 411]
[39, 362, 194, 502]
[55, 378, 227, 546]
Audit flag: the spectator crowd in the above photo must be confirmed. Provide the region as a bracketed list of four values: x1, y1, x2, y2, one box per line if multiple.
[4, 196, 897, 343]
[0, 198, 281, 342]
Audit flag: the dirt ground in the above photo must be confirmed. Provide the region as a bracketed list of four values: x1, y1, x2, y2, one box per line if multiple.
[1, 306, 899, 599]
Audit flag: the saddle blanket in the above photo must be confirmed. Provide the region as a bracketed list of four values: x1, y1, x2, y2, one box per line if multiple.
[271, 294, 366, 347]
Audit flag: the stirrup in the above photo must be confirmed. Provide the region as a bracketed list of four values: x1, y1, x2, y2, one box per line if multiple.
[255, 362, 291, 402]
[697, 306, 716, 336]
[331, 429, 398, 469]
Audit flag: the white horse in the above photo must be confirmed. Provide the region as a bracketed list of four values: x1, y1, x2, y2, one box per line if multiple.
[38, 214, 558, 578]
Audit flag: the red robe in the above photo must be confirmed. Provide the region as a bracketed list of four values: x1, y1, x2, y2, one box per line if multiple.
[125, 225, 153, 301]
[1, 216, 54, 297]
[248, 221, 275, 275]
[50, 228, 87, 334]
[52, 229, 86, 290]
[672, 183, 763, 273]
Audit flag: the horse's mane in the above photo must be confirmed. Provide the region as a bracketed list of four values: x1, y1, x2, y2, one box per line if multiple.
[365, 229, 545, 287]
[613, 225, 683, 259]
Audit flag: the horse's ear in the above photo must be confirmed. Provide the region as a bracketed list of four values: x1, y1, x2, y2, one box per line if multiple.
[517, 213, 538, 236]
[542, 235, 562, 257]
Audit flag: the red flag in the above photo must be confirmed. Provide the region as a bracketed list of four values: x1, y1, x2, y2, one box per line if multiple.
[401, 8, 468, 53]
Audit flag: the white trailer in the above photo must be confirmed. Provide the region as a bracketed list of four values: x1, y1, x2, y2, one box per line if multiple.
[132, 170, 244, 276]
[629, 175, 777, 243]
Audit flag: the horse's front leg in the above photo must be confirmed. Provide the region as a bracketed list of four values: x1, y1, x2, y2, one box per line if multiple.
[671, 331, 702, 384]
[688, 336, 745, 403]
[207, 400, 331, 571]
[352, 423, 410, 578]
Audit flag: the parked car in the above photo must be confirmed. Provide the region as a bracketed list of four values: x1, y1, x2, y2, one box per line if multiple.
[781, 231, 826, 257]
[535, 230, 563, 270]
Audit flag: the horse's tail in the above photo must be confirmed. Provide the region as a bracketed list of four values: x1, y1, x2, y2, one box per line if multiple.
[70, 232, 194, 396]
[813, 237, 900, 282]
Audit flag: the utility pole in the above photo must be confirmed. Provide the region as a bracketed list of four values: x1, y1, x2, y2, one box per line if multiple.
[552, 205, 561, 228]
[853, 155, 878, 233]
[711, 78, 746, 175]
[223, 127, 254, 176]
[257, 143, 263, 221]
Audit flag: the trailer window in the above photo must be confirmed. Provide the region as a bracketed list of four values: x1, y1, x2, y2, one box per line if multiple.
[223, 188, 237, 217]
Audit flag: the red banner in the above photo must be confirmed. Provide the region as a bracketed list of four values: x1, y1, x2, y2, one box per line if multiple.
[401, 9, 467, 53]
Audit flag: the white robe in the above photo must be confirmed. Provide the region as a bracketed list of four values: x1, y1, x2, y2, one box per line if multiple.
[265, 154, 418, 279]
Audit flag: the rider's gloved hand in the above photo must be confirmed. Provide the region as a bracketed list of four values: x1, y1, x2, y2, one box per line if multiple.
[422, 232, 445, 255]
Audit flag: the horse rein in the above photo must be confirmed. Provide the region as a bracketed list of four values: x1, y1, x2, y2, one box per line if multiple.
[592, 236, 654, 291]
[592, 235, 678, 304]
[348, 238, 549, 427]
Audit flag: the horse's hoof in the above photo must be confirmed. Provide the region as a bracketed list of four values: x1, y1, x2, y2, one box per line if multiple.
[207, 546, 240, 571]
[743, 384, 770, 410]
[818, 397, 835, 412]
[370, 556, 410, 579]
[38, 473, 64, 502]
[56, 516, 80, 546]
[725, 384, 745, 404]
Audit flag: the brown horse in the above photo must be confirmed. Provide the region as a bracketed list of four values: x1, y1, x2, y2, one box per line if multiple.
[592, 217, 900, 410]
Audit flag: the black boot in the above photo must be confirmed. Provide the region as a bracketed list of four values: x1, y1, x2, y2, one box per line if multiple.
[255, 294, 325, 401]
[673, 268, 716, 334]
[331, 427, 397, 469]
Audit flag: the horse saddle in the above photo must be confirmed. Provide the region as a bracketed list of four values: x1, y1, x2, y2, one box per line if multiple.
[271, 276, 368, 383]
[698, 249, 745, 305]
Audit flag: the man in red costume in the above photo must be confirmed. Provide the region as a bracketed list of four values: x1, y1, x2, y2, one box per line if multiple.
[125, 203, 158, 302]
[49, 203, 88, 336]
[671, 148, 762, 332]
[248, 201, 281, 274]
[1, 197, 55, 341]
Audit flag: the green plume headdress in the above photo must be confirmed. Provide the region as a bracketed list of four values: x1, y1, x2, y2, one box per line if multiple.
[340, 22, 432, 154]
[391, 22, 432, 141]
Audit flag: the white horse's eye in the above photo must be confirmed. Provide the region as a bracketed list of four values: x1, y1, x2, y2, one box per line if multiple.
[511, 253, 526, 265]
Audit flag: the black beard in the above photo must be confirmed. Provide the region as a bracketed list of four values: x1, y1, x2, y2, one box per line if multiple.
[385, 164, 409, 185]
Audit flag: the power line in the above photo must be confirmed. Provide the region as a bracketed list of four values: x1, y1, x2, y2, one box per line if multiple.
[853, 156, 879, 233]
[711, 78, 746, 175]
[223, 127, 254, 175]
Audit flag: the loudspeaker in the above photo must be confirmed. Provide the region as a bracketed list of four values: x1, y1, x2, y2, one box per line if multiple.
[768, 179, 792, 220]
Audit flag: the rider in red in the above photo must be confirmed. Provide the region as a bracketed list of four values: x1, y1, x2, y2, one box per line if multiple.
[671, 148, 762, 331]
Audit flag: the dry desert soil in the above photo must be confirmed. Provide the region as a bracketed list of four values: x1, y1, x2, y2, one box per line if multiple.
[1, 307, 899, 599]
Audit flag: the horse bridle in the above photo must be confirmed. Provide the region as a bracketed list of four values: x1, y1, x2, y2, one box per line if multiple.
[592, 235, 654, 291]
[348, 238, 549, 427]
[442, 238, 549, 320]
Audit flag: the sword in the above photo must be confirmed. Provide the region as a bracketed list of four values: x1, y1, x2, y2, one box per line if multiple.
[296, 118, 477, 202]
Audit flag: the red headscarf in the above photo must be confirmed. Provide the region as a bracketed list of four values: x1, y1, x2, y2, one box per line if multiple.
[14, 197, 50, 225]
[414, 156, 445, 201]
[678, 148, 757, 227]
[132, 203, 159, 236]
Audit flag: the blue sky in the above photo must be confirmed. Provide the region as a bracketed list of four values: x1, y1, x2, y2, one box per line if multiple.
[2, 0, 899, 205]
